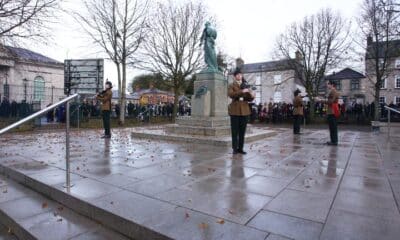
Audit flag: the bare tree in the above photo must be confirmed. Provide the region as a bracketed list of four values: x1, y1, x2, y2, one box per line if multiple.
[275, 8, 351, 120]
[0, 0, 59, 44]
[74, 0, 148, 124]
[358, 0, 400, 121]
[139, 0, 207, 120]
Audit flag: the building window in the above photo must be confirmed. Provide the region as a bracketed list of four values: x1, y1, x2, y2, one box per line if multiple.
[273, 75, 282, 85]
[33, 76, 45, 101]
[379, 96, 386, 104]
[380, 78, 386, 89]
[255, 76, 261, 85]
[331, 80, 341, 90]
[396, 76, 400, 89]
[273, 91, 282, 102]
[396, 58, 400, 68]
[395, 96, 400, 104]
[350, 79, 360, 90]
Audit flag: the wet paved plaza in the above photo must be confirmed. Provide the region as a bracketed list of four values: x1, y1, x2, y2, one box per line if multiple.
[0, 126, 399, 240]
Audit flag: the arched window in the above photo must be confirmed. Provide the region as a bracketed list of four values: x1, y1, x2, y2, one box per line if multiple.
[33, 76, 45, 101]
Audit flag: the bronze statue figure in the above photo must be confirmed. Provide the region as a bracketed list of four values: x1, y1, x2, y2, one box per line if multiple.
[200, 22, 219, 72]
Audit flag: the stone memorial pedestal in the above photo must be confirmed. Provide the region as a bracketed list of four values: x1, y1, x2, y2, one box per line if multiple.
[131, 71, 277, 146]
[166, 72, 231, 136]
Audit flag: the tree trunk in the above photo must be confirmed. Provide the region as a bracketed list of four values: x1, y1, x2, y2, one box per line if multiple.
[172, 82, 179, 123]
[308, 98, 315, 123]
[374, 87, 380, 121]
[119, 60, 126, 125]
[115, 62, 122, 123]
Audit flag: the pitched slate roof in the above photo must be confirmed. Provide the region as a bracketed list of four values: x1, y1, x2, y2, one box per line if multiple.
[366, 39, 400, 59]
[325, 68, 365, 80]
[4, 46, 62, 65]
[239, 59, 296, 73]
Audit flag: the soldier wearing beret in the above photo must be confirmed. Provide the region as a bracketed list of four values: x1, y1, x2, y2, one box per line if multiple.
[96, 81, 113, 139]
[228, 69, 254, 154]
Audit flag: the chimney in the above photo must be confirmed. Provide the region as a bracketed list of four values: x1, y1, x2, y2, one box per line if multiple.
[367, 35, 373, 46]
[236, 57, 244, 69]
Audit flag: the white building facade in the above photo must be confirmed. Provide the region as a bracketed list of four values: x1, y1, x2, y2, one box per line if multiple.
[229, 58, 304, 104]
[0, 46, 64, 109]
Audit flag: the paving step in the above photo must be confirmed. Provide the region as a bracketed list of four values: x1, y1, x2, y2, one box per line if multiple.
[0, 222, 18, 240]
[0, 175, 130, 240]
[0, 159, 269, 240]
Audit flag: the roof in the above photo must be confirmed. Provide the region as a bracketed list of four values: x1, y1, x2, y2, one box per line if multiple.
[237, 59, 297, 74]
[325, 68, 365, 80]
[3, 46, 62, 65]
[128, 88, 174, 100]
[366, 39, 400, 59]
[112, 90, 136, 100]
[137, 88, 174, 96]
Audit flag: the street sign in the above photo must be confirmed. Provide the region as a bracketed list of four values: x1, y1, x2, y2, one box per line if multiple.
[64, 59, 104, 95]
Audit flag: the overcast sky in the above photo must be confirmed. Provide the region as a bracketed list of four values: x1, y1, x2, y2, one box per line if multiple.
[32, 0, 363, 88]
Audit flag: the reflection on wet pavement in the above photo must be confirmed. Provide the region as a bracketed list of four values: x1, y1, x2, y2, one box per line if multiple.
[0, 128, 399, 239]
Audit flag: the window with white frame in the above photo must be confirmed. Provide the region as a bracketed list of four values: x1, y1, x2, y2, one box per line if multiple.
[255, 75, 261, 86]
[396, 58, 400, 68]
[396, 75, 400, 88]
[350, 79, 360, 90]
[273, 75, 282, 85]
[395, 96, 400, 104]
[273, 91, 282, 102]
[379, 96, 386, 104]
[33, 76, 45, 101]
[380, 77, 387, 89]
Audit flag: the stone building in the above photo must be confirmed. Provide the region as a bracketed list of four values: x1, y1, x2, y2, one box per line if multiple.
[0, 45, 64, 109]
[365, 38, 400, 105]
[324, 68, 374, 104]
[229, 58, 304, 104]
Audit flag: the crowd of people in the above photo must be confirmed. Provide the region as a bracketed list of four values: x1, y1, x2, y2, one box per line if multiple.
[247, 100, 400, 124]
[0, 97, 34, 119]
[1, 96, 399, 124]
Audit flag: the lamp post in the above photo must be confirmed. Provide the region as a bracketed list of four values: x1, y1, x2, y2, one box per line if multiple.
[23, 78, 28, 102]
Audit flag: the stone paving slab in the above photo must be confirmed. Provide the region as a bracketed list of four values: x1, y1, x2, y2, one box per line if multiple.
[0, 176, 129, 240]
[0, 127, 399, 239]
[131, 125, 278, 146]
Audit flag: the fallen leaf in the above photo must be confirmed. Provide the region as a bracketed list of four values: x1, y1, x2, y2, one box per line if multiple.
[199, 222, 208, 229]
[216, 219, 225, 224]
[42, 202, 48, 209]
[185, 212, 190, 218]
[57, 206, 64, 211]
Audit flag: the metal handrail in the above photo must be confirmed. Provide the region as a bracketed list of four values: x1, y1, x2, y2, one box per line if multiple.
[0, 94, 79, 135]
[0, 93, 79, 189]
[384, 106, 400, 138]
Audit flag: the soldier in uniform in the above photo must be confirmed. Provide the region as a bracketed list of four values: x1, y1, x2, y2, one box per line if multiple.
[228, 68, 254, 154]
[325, 80, 340, 145]
[293, 89, 304, 134]
[96, 81, 113, 138]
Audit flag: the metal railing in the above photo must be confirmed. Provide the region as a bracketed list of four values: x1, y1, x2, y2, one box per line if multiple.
[385, 106, 400, 138]
[0, 93, 79, 189]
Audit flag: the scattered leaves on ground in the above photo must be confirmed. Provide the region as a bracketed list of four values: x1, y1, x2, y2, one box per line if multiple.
[216, 219, 225, 224]
[199, 222, 208, 229]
